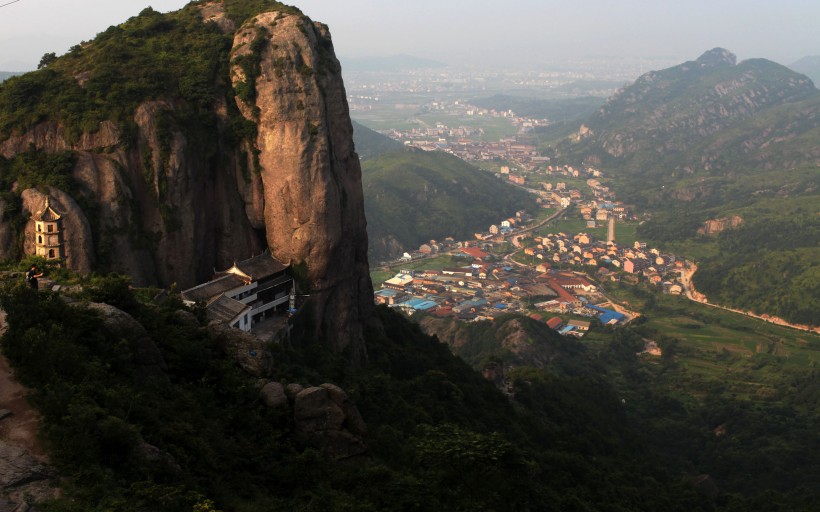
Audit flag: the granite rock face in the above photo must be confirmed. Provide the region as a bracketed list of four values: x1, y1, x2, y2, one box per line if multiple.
[0, 440, 57, 510]
[230, 11, 373, 355]
[0, 3, 373, 355]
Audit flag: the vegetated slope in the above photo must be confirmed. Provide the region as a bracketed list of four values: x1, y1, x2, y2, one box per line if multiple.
[5, 280, 819, 510]
[789, 55, 820, 85]
[419, 313, 584, 369]
[351, 119, 401, 161]
[693, 213, 820, 325]
[362, 147, 537, 262]
[556, 48, 820, 326]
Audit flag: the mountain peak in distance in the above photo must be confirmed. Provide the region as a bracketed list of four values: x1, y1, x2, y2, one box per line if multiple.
[696, 47, 737, 67]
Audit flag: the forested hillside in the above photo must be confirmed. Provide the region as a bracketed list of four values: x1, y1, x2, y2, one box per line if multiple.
[351, 120, 401, 161]
[693, 214, 820, 325]
[3, 278, 819, 510]
[362, 147, 536, 262]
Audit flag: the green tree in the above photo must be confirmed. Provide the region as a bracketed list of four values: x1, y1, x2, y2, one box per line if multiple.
[37, 52, 57, 69]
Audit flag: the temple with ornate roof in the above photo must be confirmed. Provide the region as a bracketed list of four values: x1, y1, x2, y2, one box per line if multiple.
[181, 252, 294, 332]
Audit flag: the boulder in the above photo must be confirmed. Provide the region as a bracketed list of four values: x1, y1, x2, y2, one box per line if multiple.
[294, 387, 346, 433]
[293, 384, 368, 460]
[321, 383, 367, 436]
[260, 382, 288, 409]
[138, 441, 181, 474]
[285, 383, 305, 400]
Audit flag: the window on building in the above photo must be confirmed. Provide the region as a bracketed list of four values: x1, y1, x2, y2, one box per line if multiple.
[47, 224, 53, 232]
[38, 235, 42, 244]
[48, 249, 55, 258]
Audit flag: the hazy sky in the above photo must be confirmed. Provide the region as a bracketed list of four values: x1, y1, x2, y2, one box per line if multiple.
[1, 0, 818, 71]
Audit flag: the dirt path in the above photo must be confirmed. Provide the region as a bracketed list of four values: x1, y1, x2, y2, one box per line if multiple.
[0, 310, 46, 457]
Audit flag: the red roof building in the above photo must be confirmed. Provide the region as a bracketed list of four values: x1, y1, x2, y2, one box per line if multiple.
[461, 247, 489, 260]
[546, 317, 564, 330]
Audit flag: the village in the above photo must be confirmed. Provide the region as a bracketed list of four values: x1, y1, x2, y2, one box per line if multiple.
[379, 100, 553, 167]
[372, 161, 692, 338]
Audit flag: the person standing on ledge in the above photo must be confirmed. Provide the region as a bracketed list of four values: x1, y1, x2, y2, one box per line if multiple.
[26, 265, 43, 290]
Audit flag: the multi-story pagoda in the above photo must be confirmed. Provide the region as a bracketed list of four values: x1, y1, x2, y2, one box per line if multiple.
[32, 197, 64, 260]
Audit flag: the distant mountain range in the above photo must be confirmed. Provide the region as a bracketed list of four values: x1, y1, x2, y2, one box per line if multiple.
[341, 54, 446, 72]
[0, 71, 22, 83]
[565, 48, 819, 187]
[788, 55, 820, 85]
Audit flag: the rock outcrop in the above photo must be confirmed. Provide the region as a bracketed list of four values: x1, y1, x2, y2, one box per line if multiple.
[0, 2, 373, 355]
[259, 381, 367, 460]
[697, 215, 743, 235]
[230, 11, 373, 355]
[0, 440, 57, 510]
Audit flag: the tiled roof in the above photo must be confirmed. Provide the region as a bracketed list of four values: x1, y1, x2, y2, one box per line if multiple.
[206, 294, 250, 324]
[227, 252, 288, 280]
[182, 274, 246, 303]
[32, 198, 62, 222]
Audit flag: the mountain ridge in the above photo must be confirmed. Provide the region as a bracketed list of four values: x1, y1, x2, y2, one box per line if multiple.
[569, 48, 818, 179]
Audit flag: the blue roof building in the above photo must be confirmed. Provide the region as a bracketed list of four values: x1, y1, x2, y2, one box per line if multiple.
[587, 304, 625, 324]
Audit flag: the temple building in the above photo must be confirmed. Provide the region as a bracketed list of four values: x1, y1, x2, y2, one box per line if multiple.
[32, 197, 64, 260]
[181, 251, 294, 332]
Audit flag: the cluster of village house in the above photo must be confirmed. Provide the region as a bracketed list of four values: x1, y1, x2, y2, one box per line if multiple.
[503, 165, 635, 222]
[375, 243, 616, 337]
[375, 226, 688, 337]
[519, 234, 686, 292]
[380, 102, 552, 166]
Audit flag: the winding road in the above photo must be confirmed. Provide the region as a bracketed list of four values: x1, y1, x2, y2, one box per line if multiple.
[679, 263, 820, 335]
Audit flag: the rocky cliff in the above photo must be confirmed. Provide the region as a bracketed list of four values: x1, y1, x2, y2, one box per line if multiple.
[229, 10, 372, 354]
[0, 1, 372, 354]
